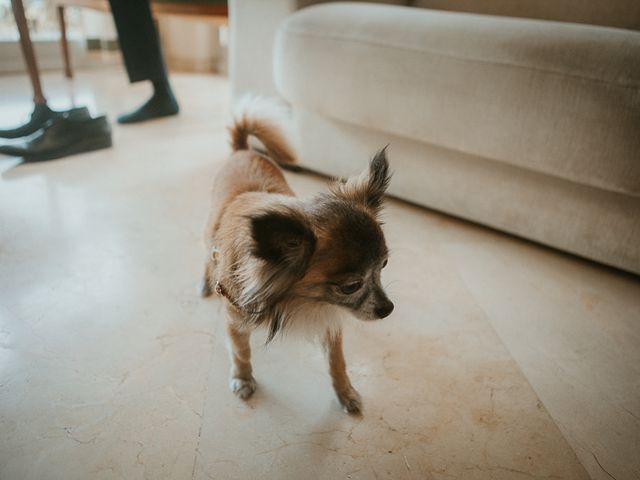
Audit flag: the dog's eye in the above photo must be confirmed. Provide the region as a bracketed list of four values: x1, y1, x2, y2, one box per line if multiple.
[382, 259, 388, 268]
[339, 281, 362, 295]
[284, 238, 302, 249]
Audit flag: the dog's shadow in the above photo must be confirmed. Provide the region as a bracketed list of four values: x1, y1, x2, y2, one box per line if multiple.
[234, 382, 365, 474]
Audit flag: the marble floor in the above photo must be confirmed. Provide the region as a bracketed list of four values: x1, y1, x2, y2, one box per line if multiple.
[0, 70, 638, 480]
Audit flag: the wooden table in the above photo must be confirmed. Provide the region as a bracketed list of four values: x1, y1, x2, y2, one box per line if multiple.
[55, 0, 229, 78]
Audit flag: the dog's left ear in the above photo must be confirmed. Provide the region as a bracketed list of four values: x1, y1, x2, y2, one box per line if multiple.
[250, 209, 316, 274]
[331, 146, 391, 215]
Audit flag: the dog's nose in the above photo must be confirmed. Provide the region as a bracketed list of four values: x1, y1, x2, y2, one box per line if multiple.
[374, 300, 394, 319]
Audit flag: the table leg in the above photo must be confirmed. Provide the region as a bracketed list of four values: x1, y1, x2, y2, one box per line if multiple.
[10, 0, 47, 105]
[57, 5, 73, 78]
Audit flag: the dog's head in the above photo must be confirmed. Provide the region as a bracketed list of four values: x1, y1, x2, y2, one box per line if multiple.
[303, 147, 393, 321]
[244, 148, 393, 334]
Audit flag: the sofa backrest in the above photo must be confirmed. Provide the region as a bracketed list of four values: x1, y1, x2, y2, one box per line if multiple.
[411, 0, 640, 30]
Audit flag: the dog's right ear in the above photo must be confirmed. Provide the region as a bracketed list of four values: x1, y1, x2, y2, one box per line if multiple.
[250, 209, 316, 274]
[330, 146, 391, 216]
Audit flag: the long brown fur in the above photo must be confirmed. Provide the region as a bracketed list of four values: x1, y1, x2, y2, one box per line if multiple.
[201, 100, 393, 414]
[229, 114, 299, 169]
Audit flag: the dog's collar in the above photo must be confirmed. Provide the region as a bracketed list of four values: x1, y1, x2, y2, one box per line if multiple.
[210, 245, 244, 313]
[214, 281, 242, 313]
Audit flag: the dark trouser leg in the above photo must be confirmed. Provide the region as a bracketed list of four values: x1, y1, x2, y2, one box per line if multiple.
[108, 0, 167, 83]
[108, 0, 179, 123]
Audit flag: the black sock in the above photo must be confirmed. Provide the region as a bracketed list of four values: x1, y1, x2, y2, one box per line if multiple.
[117, 79, 179, 124]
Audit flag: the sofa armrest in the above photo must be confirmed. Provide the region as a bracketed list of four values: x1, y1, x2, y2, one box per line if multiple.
[229, 0, 410, 100]
[229, 0, 298, 99]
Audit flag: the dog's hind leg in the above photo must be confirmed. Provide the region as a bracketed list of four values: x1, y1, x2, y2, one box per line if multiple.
[324, 328, 362, 415]
[226, 313, 257, 400]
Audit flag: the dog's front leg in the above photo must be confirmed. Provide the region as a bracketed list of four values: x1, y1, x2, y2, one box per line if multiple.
[324, 329, 362, 415]
[226, 310, 256, 400]
[199, 259, 215, 298]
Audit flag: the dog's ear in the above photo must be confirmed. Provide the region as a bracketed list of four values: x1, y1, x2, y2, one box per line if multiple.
[250, 209, 316, 273]
[366, 146, 392, 212]
[331, 146, 391, 215]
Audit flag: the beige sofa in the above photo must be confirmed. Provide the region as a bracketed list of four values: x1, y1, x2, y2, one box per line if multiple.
[229, 0, 640, 274]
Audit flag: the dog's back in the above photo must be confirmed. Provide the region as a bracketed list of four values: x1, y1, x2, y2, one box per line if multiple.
[205, 98, 299, 249]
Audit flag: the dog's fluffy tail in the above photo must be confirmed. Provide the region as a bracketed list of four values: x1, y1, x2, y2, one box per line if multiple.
[229, 95, 300, 170]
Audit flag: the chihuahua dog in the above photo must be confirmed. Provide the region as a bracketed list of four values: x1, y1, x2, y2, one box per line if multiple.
[200, 99, 393, 415]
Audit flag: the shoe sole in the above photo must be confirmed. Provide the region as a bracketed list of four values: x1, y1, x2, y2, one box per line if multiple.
[23, 136, 112, 162]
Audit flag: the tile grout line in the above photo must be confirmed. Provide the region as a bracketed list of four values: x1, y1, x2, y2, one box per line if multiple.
[190, 330, 217, 480]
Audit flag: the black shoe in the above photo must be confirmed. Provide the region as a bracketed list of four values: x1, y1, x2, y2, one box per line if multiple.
[0, 115, 112, 162]
[117, 80, 179, 124]
[0, 104, 90, 139]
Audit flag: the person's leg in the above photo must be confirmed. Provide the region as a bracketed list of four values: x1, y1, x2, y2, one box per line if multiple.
[107, 0, 179, 123]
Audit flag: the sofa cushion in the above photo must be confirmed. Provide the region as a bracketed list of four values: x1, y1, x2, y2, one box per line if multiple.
[299, 0, 409, 7]
[412, 0, 640, 31]
[292, 108, 640, 274]
[274, 3, 640, 196]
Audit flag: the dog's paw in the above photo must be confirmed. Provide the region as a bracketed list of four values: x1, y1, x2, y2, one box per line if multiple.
[337, 387, 363, 415]
[229, 376, 257, 400]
